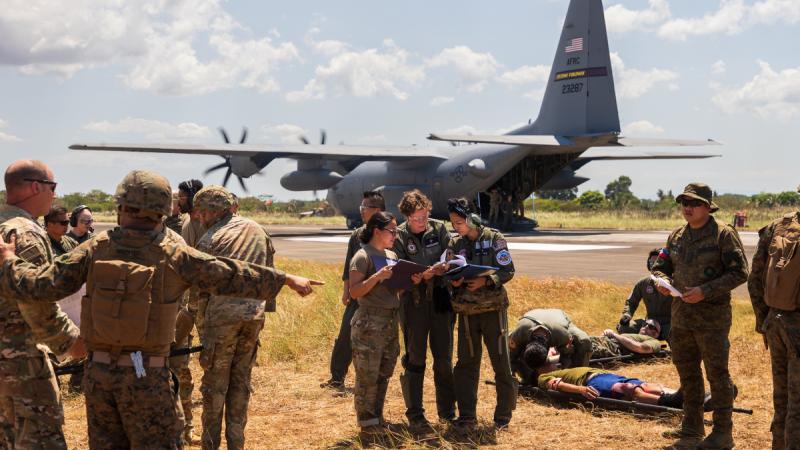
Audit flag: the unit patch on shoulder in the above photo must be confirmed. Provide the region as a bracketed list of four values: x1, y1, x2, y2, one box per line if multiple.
[496, 249, 512, 266]
[493, 239, 507, 251]
[646, 285, 654, 295]
[406, 241, 418, 255]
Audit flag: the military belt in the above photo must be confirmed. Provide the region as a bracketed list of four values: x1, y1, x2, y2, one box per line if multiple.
[91, 351, 166, 368]
[359, 306, 398, 318]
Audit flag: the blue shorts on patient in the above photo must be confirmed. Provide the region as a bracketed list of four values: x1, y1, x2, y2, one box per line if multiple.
[586, 373, 644, 399]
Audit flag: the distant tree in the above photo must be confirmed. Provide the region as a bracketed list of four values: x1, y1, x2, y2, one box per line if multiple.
[604, 176, 639, 208]
[776, 191, 800, 206]
[536, 188, 578, 201]
[751, 192, 777, 208]
[578, 190, 605, 209]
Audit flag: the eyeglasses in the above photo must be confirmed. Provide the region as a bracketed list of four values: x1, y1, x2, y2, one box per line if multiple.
[24, 178, 57, 192]
[381, 227, 398, 236]
[359, 205, 381, 213]
[408, 213, 429, 223]
[680, 199, 705, 208]
[79, 218, 94, 225]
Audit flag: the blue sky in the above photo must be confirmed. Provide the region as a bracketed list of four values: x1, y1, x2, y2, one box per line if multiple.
[1, 0, 798, 200]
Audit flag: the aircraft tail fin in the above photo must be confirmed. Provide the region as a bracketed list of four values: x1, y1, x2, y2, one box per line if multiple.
[513, 0, 620, 137]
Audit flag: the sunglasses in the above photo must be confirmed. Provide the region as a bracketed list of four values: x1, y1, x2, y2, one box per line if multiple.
[56, 220, 69, 226]
[680, 199, 705, 208]
[645, 322, 659, 331]
[24, 178, 57, 192]
[359, 205, 381, 212]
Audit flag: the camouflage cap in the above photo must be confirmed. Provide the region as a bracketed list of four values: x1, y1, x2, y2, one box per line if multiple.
[676, 182, 718, 212]
[194, 185, 235, 212]
[114, 170, 172, 217]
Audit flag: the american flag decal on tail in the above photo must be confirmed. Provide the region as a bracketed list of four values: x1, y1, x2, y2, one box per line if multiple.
[565, 37, 583, 53]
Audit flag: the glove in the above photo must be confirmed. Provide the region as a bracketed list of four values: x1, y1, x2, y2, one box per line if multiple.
[618, 314, 631, 326]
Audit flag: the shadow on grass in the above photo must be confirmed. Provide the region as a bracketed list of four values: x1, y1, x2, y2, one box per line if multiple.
[327, 420, 499, 449]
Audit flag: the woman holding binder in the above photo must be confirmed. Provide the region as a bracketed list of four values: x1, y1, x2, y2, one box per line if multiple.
[348, 211, 422, 433]
[445, 197, 518, 430]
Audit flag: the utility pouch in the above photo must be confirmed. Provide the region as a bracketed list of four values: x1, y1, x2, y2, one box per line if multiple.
[766, 235, 800, 310]
[86, 260, 155, 347]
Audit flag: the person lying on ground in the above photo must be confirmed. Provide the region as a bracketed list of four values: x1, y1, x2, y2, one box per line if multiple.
[590, 318, 665, 360]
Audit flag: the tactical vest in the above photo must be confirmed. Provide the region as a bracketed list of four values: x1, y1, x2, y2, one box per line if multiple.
[765, 213, 800, 311]
[80, 233, 179, 357]
[450, 228, 509, 315]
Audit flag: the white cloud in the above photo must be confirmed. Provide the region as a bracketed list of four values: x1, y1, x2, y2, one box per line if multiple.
[712, 60, 727, 75]
[442, 125, 481, 135]
[658, 0, 800, 41]
[82, 118, 212, 140]
[286, 39, 424, 102]
[427, 46, 500, 93]
[610, 52, 679, 99]
[0, 0, 299, 95]
[604, 0, 671, 34]
[430, 96, 454, 106]
[305, 27, 348, 56]
[497, 65, 550, 85]
[523, 88, 546, 102]
[0, 118, 21, 142]
[259, 123, 308, 144]
[712, 61, 800, 120]
[624, 120, 665, 135]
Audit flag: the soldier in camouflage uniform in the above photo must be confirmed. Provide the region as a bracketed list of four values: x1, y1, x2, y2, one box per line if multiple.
[348, 212, 403, 432]
[322, 191, 385, 390]
[0, 170, 321, 449]
[173, 179, 205, 441]
[392, 189, 455, 429]
[193, 185, 278, 450]
[445, 198, 517, 429]
[44, 205, 78, 257]
[652, 183, 748, 449]
[0, 160, 85, 449]
[617, 249, 672, 340]
[748, 196, 800, 450]
[508, 308, 591, 385]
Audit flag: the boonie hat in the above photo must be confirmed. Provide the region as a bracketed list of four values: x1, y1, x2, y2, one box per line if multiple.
[676, 182, 718, 213]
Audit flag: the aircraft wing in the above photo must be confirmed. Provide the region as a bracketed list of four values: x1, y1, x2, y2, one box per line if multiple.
[571, 152, 720, 170]
[605, 137, 721, 147]
[69, 142, 448, 160]
[427, 133, 566, 146]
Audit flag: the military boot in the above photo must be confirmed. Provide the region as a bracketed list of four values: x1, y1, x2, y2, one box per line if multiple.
[662, 415, 704, 445]
[697, 429, 734, 449]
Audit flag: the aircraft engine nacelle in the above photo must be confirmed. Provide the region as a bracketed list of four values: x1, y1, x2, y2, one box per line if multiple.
[280, 170, 344, 191]
[229, 156, 261, 178]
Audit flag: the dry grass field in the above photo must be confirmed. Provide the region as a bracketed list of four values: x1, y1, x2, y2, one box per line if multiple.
[62, 258, 773, 449]
[530, 208, 781, 231]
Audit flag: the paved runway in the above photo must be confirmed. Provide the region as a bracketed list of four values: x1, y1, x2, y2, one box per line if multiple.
[95, 223, 757, 289]
[268, 225, 758, 287]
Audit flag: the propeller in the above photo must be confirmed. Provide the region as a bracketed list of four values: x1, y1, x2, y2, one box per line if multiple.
[297, 129, 328, 199]
[204, 127, 250, 192]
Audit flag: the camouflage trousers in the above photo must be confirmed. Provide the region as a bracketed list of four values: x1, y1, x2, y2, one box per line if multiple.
[454, 309, 517, 423]
[399, 296, 456, 421]
[764, 309, 800, 450]
[199, 319, 264, 450]
[350, 306, 400, 427]
[84, 361, 184, 449]
[671, 327, 735, 436]
[0, 353, 66, 450]
[170, 306, 197, 436]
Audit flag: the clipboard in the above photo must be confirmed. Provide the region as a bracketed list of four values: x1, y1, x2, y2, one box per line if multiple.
[443, 264, 498, 280]
[370, 256, 429, 290]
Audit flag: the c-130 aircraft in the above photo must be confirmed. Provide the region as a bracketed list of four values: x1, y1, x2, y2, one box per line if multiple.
[72, 0, 718, 228]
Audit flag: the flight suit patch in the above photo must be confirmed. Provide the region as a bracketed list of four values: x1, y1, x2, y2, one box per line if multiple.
[496, 250, 512, 266]
[406, 241, 418, 255]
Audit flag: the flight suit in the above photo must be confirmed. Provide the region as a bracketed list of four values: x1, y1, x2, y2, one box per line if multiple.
[0, 206, 79, 450]
[618, 276, 672, 339]
[393, 219, 455, 422]
[197, 212, 277, 450]
[748, 212, 800, 450]
[508, 308, 591, 384]
[652, 216, 748, 440]
[0, 226, 286, 449]
[448, 226, 517, 424]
